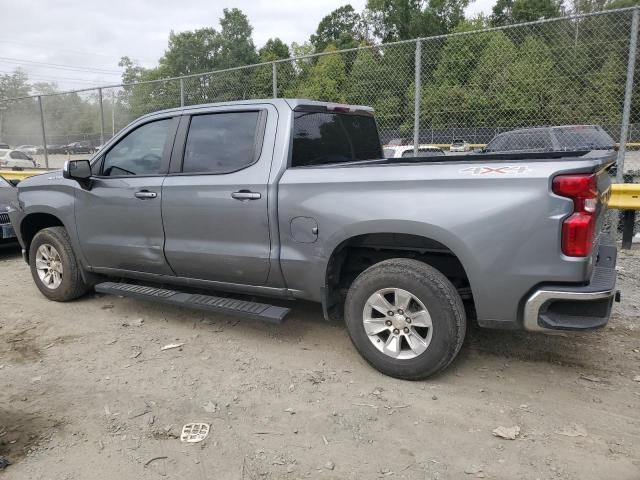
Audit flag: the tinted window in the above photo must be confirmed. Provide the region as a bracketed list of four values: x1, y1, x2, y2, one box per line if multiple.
[182, 111, 260, 174]
[553, 126, 615, 150]
[102, 119, 171, 176]
[291, 112, 382, 167]
[486, 130, 552, 152]
[10, 151, 30, 160]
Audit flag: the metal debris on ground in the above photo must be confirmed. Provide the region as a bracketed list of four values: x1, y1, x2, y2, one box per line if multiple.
[161, 343, 184, 351]
[180, 423, 210, 443]
[492, 425, 520, 440]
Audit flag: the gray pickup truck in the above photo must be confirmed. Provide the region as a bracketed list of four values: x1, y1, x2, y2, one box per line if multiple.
[7, 99, 618, 379]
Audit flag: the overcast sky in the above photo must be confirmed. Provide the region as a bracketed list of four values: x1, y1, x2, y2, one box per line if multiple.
[1, 0, 493, 91]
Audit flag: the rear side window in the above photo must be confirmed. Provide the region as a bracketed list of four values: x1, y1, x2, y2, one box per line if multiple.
[291, 112, 382, 167]
[553, 126, 615, 150]
[487, 131, 552, 152]
[182, 111, 261, 174]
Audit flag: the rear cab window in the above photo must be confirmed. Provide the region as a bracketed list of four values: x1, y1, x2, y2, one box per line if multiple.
[291, 109, 382, 167]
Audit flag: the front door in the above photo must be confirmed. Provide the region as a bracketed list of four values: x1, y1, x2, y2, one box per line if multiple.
[162, 108, 274, 285]
[75, 117, 178, 275]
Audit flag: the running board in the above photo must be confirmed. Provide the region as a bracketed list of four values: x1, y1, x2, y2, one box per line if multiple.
[94, 282, 290, 324]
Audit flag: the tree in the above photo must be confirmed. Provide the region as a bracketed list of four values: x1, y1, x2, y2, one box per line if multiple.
[511, 0, 563, 22]
[490, 0, 515, 25]
[294, 46, 347, 102]
[217, 8, 259, 69]
[310, 5, 364, 52]
[259, 38, 290, 60]
[158, 28, 219, 76]
[365, 0, 469, 42]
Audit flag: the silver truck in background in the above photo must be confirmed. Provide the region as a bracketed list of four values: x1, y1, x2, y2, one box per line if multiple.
[8, 99, 618, 379]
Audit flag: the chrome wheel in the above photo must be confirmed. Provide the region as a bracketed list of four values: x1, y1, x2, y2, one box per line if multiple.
[362, 287, 433, 360]
[35, 244, 63, 290]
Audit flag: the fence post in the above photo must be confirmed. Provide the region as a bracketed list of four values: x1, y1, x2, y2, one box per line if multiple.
[413, 39, 422, 155]
[98, 88, 105, 147]
[272, 62, 278, 99]
[617, 7, 639, 184]
[37, 96, 48, 168]
[180, 78, 185, 107]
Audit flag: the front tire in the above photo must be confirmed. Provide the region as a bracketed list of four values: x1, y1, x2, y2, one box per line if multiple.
[344, 259, 466, 380]
[29, 227, 90, 301]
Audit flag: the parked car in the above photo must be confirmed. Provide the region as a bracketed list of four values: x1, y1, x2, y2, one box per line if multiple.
[385, 137, 413, 147]
[482, 125, 616, 153]
[46, 144, 68, 154]
[9, 99, 619, 380]
[65, 141, 95, 155]
[0, 149, 37, 168]
[449, 139, 471, 152]
[16, 145, 39, 156]
[0, 176, 16, 242]
[383, 145, 445, 158]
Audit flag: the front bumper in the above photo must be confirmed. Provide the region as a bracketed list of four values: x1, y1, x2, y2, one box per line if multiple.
[0, 223, 15, 240]
[523, 241, 618, 333]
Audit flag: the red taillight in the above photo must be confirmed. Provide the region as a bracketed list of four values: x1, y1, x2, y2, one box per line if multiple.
[552, 174, 598, 257]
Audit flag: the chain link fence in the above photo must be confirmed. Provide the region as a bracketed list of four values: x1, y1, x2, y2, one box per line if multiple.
[0, 7, 639, 236]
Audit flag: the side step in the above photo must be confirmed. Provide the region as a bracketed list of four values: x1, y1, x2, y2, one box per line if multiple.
[95, 282, 290, 324]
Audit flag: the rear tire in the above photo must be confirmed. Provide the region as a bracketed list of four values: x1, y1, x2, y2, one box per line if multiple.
[29, 227, 90, 302]
[344, 258, 466, 380]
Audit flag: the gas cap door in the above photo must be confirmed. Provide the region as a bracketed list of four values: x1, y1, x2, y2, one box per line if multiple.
[290, 216, 318, 243]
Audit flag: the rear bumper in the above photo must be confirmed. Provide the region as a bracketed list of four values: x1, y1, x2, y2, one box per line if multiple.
[523, 241, 618, 333]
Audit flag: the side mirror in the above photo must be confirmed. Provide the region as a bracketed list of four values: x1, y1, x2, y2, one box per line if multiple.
[63, 160, 91, 181]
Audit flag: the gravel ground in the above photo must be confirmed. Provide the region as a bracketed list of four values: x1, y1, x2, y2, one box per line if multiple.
[0, 244, 639, 480]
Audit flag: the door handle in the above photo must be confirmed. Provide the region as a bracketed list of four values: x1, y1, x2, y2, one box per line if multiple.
[231, 191, 261, 200]
[134, 190, 157, 199]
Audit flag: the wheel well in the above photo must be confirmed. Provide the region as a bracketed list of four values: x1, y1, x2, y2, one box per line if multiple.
[21, 213, 64, 260]
[324, 233, 475, 320]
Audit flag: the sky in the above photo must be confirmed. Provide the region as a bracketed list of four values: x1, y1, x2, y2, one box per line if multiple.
[0, 0, 494, 92]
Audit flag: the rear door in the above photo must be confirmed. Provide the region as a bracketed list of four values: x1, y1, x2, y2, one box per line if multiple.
[75, 116, 179, 274]
[162, 105, 275, 285]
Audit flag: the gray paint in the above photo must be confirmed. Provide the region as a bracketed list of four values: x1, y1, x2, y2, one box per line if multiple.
[8, 99, 615, 329]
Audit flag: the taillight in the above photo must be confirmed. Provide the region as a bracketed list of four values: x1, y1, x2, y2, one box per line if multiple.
[552, 174, 598, 257]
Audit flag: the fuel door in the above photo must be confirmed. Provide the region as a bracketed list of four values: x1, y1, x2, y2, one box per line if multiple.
[290, 216, 318, 243]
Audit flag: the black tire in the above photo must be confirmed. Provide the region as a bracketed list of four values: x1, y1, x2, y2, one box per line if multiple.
[29, 226, 90, 302]
[344, 258, 466, 380]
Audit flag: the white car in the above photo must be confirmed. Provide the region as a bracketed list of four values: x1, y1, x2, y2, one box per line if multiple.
[0, 149, 38, 168]
[16, 145, 39, 156]
[449, 139, 471, 152]
[383, 144, 446, 158]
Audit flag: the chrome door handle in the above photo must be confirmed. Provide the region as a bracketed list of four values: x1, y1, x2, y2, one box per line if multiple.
[134, 190, 157, 199]
[231, 191, 261, 200]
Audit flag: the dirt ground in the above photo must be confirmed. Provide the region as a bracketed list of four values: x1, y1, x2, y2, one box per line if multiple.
[0, 244, 639, 480]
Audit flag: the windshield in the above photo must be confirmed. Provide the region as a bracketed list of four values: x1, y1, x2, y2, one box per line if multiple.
[291, 111, 382, 167]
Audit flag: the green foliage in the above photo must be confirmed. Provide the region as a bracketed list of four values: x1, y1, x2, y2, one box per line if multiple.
[512, 0, 562, 22]
[260, 38, 291, 60]
[310, 5, 364, 52]
[292, 46, 347, 102]
[365, 0, 470, 41]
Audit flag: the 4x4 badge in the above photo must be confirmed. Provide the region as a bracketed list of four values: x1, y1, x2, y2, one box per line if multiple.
[460, 165, 531, 175]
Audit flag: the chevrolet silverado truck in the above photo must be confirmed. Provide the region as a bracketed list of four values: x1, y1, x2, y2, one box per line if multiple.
[7, 99, 619, 380]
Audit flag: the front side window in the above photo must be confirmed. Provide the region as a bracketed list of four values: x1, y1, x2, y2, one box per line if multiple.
[182, 111, 261, 174]
[291, 112, 382, 167]
[10, 151, 30, 160]
[102, 119, 172, 176]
